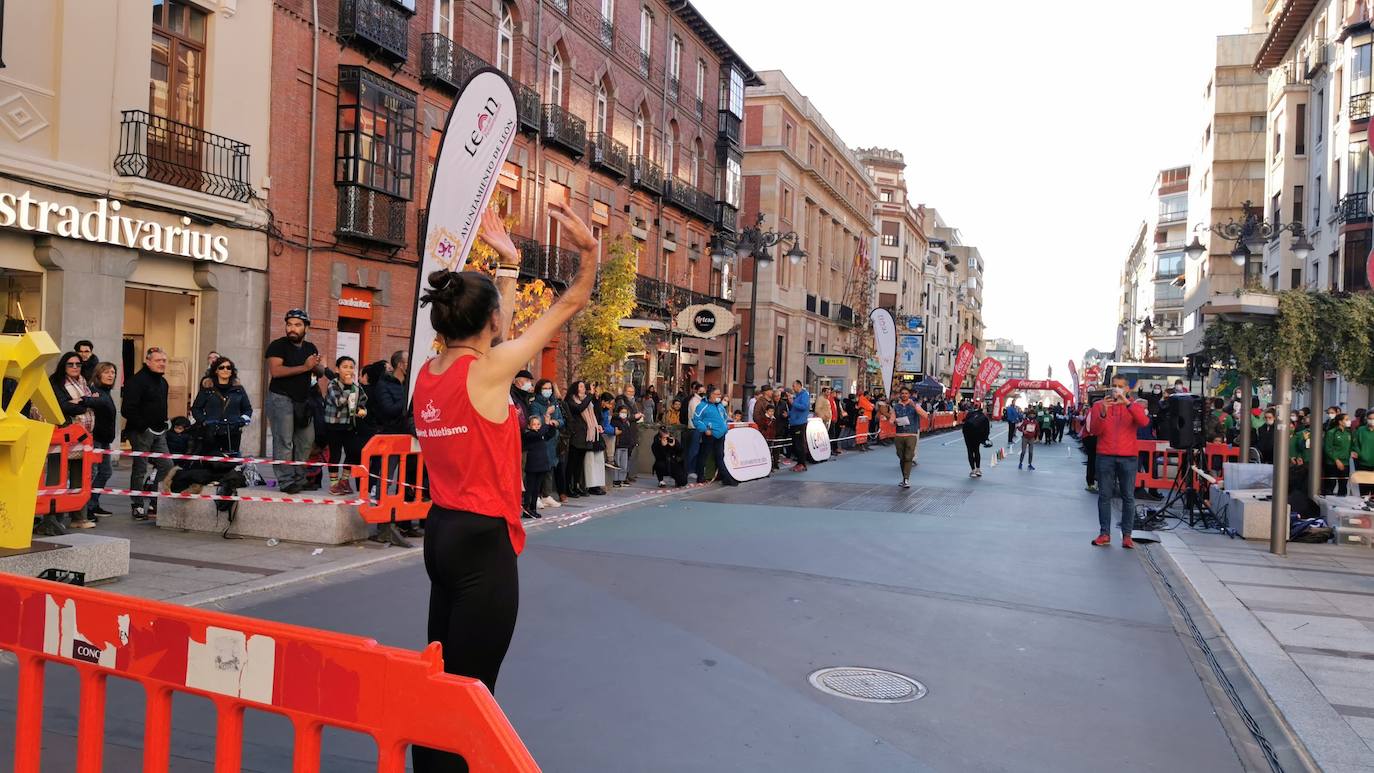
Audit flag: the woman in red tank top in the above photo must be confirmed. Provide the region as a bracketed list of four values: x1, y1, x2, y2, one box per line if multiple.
[410, 202, 597, 773]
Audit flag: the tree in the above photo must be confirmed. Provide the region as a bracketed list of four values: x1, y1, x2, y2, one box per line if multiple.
[466, 199, 555, 339]
[576, 237, 644, 387]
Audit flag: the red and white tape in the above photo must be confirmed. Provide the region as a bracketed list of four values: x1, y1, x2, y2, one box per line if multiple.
[36, 486, 367, 506]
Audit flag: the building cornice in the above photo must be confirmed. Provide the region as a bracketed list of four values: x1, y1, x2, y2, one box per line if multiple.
[1255, 0, 1321, 70]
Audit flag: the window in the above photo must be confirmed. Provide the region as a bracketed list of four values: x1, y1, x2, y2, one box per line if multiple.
[601, 0, 613, 19]
[497, 5, 514, 75]
[639, 7, 652, 57]
[1292, 185, 1304, 225]
[1156, 252, 1183, 278]
[1292, 267, 1303, 289]
[721, 67, 744, 117]
[695, 59, 706, 105]
[670, 36, 682, 81]
[1316, 90, 1325, 144]
[1204, 124, 1211, 145]
[1354, 43, 1372, 96]
[434, 0, 455, 36]
[1315, 174, 1322, 223]
[1273, 112, 1283, 157]
[1250, 115, 1265, 132]
[666, 123, 677, 178]
[783, 122, 793, 150]
[1350, 140, 1369, 194]
[594, 83, 608, 133]
[150, 0, 208, 127]
[1296, 103, 1307, 155]
[691, 138, 703, 186]
[336, 67, 418, 200]
[782, 187, 791, 220]
[1271, 193, 1281, 231]
[880, 220, 899, 247]
[725, 157, 741, 207]
[633, 108, 646, 156]
[548, 49, 564, 106]
[775, 335, 784, 381]
[879, 257, 898, 282]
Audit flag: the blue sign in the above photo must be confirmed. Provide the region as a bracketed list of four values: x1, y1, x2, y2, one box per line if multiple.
[906, 317, 922, 331]
[897, 334, 924, 373]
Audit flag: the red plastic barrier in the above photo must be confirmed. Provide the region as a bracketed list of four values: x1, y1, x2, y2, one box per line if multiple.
[855, 416, 870, 445]
[878, 417, 897, 440]
[1132, 440, 1241, 492]
[0, 573, 538, 772]
[35, 425, 92, 517]
[357, 434, 431, 525]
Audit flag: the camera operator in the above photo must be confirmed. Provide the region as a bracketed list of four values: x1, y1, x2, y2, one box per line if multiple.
[652, 425, 687, 487]
[1087, 376, 1149, 549]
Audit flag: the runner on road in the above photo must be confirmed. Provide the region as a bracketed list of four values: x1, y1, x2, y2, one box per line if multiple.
[1019, 409, 1040, 470]
[892, 387, 929, 488]
[961, 404, 991, 478]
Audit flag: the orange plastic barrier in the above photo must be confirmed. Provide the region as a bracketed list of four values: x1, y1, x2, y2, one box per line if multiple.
[0, 573, 538, 772]
[1203, 442, 1241, 478]
[878, 417, 897, 440]
[357, 434, 431, 525]
[35, 425, 92, 517]
[1132, 440, 1241, 492]
[855, 416, 870, 445]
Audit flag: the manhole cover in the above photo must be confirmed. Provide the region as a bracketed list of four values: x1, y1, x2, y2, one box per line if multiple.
[808, 667, 927, 703]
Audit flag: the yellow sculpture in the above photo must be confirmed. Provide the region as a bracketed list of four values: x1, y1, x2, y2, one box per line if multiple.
[0, 331, 62, 550]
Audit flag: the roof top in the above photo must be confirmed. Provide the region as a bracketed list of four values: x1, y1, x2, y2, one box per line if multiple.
[667, 1, 762, 86]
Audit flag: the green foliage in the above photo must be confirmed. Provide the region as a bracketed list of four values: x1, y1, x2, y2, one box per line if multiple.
[1202, 290, 1374, 380]
[575, 238, 645, 387]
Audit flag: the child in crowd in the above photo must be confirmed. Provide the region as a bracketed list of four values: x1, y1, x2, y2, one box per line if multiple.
[1019, 409, 1039, 470]
[611, 403, 635, 487]
[521, 414, 556, 518]
[166, 416, 194, 455]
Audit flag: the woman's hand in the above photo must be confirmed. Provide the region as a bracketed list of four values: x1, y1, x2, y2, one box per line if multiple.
[548, 199, 597, 253]
[479, 208, 519, 266]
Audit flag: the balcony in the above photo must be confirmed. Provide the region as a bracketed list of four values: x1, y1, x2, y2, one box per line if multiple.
[545, 245, 581, 285]
[639, 51, 650, 78]
[636, 274, 668, 309]
[589, 132, 630, 178]
[696, 98, 705, 120]
[1157, 210, 1187, 224]
[667, 283, 716, 311]
[630, 155, 664, 194]
[665, 179, 715, 221]
[668, 77, 680, 101]
[1352, 93, 1372, 123]
[514, 237, 545, 278]
[541, 104, 587, 158]
[338, 0, 409, 63]
[548, 0, 568, 12]
[599, 18, 614, 49]
[1340, 192, 1371, 222]
[336, 184, 406, 247]
[716, 200, 738, 234]
[420, 34, 489, 91]
[113, 110, 252, 202]
[515, 83, 540, 134]
[717, 110, 741, 146]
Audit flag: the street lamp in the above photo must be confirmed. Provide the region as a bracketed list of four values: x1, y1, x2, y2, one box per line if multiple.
[1186, 200, 1312, 280]
[722, 213, 804, 407]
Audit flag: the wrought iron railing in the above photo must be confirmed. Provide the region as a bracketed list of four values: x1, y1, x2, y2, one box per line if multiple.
[639, 51, 650, 78]
[665, 179, 715, 221]
[114, 110, 252, 202]
[696, 98, 705, 120]
[1352, 92, 1372, 122]
[336, 184, 406, 246]
[338, 0, 409, 63]
[716, 200, 738, 233]
[668, 77, 680, 101]
[546, 245, 581, 284]
[513, 237, 544, 278]
[717, 110, 741, 146]
[541, 104, 587, 158]
[1157, 209, 1187, 224]
[600, 18, 615, 48]
[514, 83, 540, 133]
[631, 155, 664, 194]
[420, 34, 491, 91]
[589, 132, 630, 177]
[636, 274, 667, 309]
[548, 0, 568, 12]
[1340, 192, 1370, 222]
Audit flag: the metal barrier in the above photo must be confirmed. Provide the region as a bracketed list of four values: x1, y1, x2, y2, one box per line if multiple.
[357, 434, 431, 525]
[1, 573, 539, 772]
[35, 425, 93, 518]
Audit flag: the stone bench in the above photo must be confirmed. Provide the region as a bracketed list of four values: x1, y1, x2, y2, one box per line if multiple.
[1210, 485, 1283, 540]
[0, 534, 131, 583]
[156, 486, 369, 545]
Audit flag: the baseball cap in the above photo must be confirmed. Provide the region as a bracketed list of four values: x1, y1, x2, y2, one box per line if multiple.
[515, 369, 534, 380]
[285, 308, 310, 325]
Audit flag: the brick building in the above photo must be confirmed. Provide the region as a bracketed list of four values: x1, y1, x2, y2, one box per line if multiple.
[267, 0, 756, 391]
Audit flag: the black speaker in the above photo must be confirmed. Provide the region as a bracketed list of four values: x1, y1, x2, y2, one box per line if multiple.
[1160, 394, 1204, 450]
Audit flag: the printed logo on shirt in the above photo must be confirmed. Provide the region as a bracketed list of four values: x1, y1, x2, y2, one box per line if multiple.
[419, 400, 442, 424]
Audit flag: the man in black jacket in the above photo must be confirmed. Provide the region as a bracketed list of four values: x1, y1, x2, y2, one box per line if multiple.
[961, 405, 991, 479]
[74, 339, 99, 382]
[121, 346, 174, 519]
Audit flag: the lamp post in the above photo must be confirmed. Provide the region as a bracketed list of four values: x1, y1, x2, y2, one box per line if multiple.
[712, 213, 805, 408]
[1185, 200, 1313, 286]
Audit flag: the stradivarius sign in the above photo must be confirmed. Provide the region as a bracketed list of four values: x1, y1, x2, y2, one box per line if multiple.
[0, 190, 231, 262]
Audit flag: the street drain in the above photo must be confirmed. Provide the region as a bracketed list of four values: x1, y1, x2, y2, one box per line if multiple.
[807, 667, 927, 703]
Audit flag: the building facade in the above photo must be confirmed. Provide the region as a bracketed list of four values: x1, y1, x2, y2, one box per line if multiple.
[738, 70, 877, 394]
[268, 0, 755, 394]
[921, 208, 968, 385]
[855, 148, 928, 324]
[986, 338, 1029, 387]
[1255, 0, 1374, 408]
[0, 0, 272, 447]
[1120, 167, 1189, 362]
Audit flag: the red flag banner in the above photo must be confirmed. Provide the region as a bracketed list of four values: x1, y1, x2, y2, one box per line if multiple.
[1068, 360, 1080, 403]
[973, 357, 1003, 400]
[947, 342, 976, 397]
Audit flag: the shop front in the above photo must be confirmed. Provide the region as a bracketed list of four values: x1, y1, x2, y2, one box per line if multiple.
[0, 181, 268, 448]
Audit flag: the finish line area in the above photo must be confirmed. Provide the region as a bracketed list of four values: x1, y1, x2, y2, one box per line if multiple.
[2, 433, 1247, 772]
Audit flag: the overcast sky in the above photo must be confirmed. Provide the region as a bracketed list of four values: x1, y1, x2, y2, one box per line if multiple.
[691, 0, 1258, 380]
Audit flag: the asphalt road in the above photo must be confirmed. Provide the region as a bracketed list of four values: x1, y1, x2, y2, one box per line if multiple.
[3, 426, 1249, 772]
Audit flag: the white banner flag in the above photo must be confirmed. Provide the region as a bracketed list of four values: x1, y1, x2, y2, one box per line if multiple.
[870, 308, 896, 395]
[407, 70, 518, 402]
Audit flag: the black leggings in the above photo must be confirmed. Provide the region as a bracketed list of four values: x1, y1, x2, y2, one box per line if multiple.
[321, 424, 364, 480]
[568, 447, 588, 493]
[414, 507, 520, 772]
[964, 437, 982, 470]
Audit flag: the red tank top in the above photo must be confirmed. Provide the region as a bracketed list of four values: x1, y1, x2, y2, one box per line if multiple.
[413, 355, 525, 554]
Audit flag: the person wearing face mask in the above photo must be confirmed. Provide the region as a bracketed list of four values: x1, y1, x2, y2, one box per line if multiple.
[1354, 411, 1374, 497]
[611, 399, 636, 487]
[1256, 409, 1278, 465]
[1325, 406, 1341, 432]
[529, 380, 564, 508]
[614, 384, 644, 484]
[693, 386, 736, 485]
[510, 370, 535, 428]
[1323, 412, 1353, 497]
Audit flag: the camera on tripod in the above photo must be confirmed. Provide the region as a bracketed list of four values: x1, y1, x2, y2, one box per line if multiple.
[1158, 394, 1205, 451]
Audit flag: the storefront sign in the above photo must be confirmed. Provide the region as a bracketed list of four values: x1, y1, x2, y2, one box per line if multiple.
[0, 191, 230, 262]
[674, 303, 737, 339]
[897, 334, 923, 373]
[804, 417, 832, 463]
[722, 426, 771, 482]
[339, 297, 371, 309]
[816, 356, 848, 366]
[409, 70, 517, 401]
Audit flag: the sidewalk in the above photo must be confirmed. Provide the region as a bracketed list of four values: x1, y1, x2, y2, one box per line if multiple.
[59, 457, 689, 607]
[1155, 519, 1374, 771]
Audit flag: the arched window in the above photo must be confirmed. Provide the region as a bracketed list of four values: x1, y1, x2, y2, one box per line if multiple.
[691, 138, 704, 187]
[633, 108, 646, 157]
[549, 49, 564, 106]
[594, 82, 608, 133]
[497, 5, 514, 75]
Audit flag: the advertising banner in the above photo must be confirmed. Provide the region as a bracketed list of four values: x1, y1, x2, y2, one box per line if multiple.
[407, 70, 518, 402]
[1068, 360, 1080, 403]
[972, 357, 1003, 400]
[722, 426, 771, 482]
[897, 334, 923, 373]
[804, 417, 832, 463]
[947, 342, 976, 396]
[869, 308, 896, 394]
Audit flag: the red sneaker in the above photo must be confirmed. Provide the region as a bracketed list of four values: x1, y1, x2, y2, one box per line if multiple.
[792, 463, 807, 472]
[1121, 536, 1136, 550]
[1092, 534, 1111, 547]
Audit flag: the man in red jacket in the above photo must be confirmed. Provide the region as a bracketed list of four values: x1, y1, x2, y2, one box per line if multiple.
[1088, 376, 1150, 548]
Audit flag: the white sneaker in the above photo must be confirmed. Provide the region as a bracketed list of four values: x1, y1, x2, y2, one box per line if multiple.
[539, 496, 561, 509]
